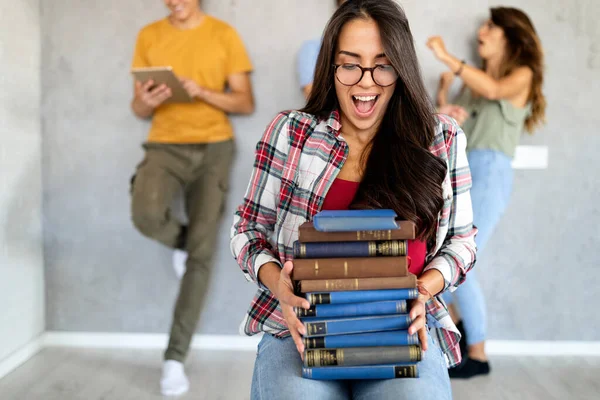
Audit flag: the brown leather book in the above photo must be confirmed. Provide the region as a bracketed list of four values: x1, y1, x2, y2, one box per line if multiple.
[298, 221, 416, 242]
[298, 275, 417, 293]
[292, 257, 408, 281]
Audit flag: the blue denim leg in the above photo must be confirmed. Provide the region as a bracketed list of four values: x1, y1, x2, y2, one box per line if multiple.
[442, 149, 513, 345]
[251, 334, 350, 400]
[350, 331, 452, 400]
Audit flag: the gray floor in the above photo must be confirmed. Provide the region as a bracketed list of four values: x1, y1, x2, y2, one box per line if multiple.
[0, 348, 599, 399]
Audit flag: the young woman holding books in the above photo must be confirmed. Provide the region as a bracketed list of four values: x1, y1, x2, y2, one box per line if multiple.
[231, 1, 476, 398]
[427, 7, 546, 378]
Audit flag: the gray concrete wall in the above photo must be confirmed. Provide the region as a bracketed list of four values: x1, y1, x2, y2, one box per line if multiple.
[0, 0, 44, 362]
[43, 0, 599, 340]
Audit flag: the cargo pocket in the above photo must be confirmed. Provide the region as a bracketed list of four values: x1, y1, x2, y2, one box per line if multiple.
[129, 156, 148, 195]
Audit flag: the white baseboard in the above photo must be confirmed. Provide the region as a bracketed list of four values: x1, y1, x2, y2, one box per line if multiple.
[42, 332, 262, 351]
[1, 332, 598, 381]
[487, 340, 600, 356]
[41, 332, 600, 357]
[0, 336, 44, 380]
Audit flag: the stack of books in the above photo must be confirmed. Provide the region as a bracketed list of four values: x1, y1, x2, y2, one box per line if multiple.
[292, 210, 422, 380]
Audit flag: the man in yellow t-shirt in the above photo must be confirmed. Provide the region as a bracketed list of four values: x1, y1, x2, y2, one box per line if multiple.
[129, 1, 253, 396]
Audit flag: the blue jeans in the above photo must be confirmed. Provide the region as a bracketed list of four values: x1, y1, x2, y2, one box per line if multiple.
[442, 149, 513, 345]
[251, 331, 451, 400]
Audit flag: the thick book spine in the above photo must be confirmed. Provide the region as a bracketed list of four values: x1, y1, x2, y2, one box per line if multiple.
[296, 300, 407, 319]
[304, 315, 412, 337]
[303, 330, 419, 349]
[313, 209, 398, 219]
[293, 240, 407, 259]
[303, 345, 422, 367]
[302, 364, 419, 380]
[313, 216, 398, 232]
[298, 275, 417, 293]
[298, 221, 416, 242]
[306, 288, 419, 305]
[292, 257, 407, 280]
[312, 210, 398, 232]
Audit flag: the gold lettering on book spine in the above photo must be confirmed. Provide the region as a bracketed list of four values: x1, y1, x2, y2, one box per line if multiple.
[344, 262, 348, 277]
[368, 242, 376, 256]
[376, 241, 402, 256]
[312, 349, 340, 367]
[300, 244, 306, 258]
[314, 261, 319, 277]
[396, 365, 416, 378]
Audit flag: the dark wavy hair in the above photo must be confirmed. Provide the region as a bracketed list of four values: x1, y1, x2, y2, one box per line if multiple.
[302, 0, 447, 241]
[489, 7, 546, 133]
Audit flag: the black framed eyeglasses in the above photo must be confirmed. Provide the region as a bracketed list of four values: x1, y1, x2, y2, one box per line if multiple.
[333, 63, 399, 87]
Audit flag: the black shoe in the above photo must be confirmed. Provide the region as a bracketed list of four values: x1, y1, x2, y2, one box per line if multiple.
[448, 357, 491, 379]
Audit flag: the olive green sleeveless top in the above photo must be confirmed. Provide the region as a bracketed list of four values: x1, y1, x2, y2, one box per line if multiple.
[455, 89, 531, 158]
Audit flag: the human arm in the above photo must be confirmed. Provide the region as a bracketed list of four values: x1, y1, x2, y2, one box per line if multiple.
[230, 112, 310, 353]
[131, 80, 172, 119]
[427, 36, 532, 100]
[422, 116, 477, 293]
[180, 72, 254, 114]
[436, 70, 455, 107]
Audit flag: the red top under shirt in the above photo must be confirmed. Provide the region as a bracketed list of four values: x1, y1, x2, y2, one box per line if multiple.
[321, 178, 426, 276]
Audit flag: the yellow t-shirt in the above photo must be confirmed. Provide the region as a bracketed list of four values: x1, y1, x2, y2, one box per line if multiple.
[131, 16, 253, 144]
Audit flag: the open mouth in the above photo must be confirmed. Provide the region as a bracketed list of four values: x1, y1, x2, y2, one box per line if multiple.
[352, 95, 379, 116]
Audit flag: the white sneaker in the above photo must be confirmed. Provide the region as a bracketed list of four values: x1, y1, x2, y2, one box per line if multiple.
[172, 250, 188, 280]
[160, 360, 190, 396]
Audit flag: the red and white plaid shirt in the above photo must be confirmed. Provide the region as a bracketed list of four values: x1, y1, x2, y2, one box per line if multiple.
[230, 110, 477, 367]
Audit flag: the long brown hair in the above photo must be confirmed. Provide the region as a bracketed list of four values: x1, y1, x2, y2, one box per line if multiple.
[489, 7, 546, 133]
[302, 0, 446, 241]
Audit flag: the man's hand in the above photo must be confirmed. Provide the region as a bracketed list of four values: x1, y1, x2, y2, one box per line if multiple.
[180, 78, 209, 101]
[134, 80, 172, 109]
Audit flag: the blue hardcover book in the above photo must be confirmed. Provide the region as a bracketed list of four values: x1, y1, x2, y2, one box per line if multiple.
[306, 288, 419, 305]
[304, 315, 412, 337]
[303, 364, 419, 380]
[303, 330, 418, 349]
[293, 240, 407, 259]
[297, 300, 408, 319]
[312, 209, 398, 232]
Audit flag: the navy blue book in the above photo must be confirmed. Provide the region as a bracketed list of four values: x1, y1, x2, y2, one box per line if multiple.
[304, 315, 412, 337]
[306, 288, 419, 305]
[293, 240, 407, 259]
[303, 330, 418, 349]
[297, 300, 408, 319]
[312, 209, 398, 232]
[302, 364, 418, 380]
